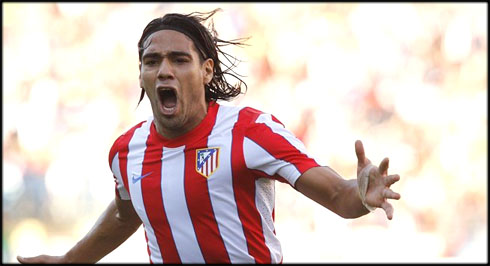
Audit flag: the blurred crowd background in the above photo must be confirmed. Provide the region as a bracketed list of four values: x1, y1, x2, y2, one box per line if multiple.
[2, 3, 487, 263]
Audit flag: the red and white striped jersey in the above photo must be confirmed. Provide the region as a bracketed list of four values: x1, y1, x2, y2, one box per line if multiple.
[108, 101, 320, 264]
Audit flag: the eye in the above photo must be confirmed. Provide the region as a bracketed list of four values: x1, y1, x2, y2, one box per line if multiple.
[144, 59, 158, 66]
[175, 57, 189, 63]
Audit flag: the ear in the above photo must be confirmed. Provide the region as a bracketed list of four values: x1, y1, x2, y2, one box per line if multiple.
[202, 58, 214, 85]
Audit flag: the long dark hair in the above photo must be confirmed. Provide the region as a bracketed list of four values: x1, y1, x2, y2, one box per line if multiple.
[137, 8, 248, 105]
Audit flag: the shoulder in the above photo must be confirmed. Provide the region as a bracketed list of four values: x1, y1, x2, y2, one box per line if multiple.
[239, 106, 285, 128]
[219, 103, 284, 127]
[108, 119, 150, 163]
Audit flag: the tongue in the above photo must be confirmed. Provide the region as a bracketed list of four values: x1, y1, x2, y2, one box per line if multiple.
[163, 94, 177, 108]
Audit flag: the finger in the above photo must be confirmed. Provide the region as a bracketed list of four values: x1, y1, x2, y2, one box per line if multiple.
[381, 201, 394, 220]
[384, 174, 400, 186]
[383, 188, 401, 200]
[378, 157, 389, 175]
[17, 255, 47, 264]
[17, 256, 34, 264]
[17, 255, 34, 264]
[355, 140, 371, 166]
[355, 140, 365, 164]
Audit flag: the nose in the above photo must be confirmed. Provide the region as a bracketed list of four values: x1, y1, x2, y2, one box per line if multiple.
[157, 58, 174, 80]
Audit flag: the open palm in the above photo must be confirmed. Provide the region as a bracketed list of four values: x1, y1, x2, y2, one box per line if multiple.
[355, 140, 401, 219]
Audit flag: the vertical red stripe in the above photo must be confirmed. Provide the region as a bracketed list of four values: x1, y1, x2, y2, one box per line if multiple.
[183, 107, 230, 263]
[184, 141, 231, 263]
[112, 121, 146, 199]
[143, 228, 153, 263]
[140, 130, 181, 263]
[111, 121, 166, 261]
[118, 152, 131, 198]
[231, 108, 272, 263]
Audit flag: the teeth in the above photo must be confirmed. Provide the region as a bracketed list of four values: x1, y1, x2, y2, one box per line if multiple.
[157, 86, 174, 91]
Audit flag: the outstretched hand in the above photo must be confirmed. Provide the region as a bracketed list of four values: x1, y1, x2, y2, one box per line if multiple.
[355, 140, 401, 220]
[17, 255, 65, 264]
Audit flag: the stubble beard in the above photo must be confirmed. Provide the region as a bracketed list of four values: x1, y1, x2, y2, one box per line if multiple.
[155, 114, 187, 137]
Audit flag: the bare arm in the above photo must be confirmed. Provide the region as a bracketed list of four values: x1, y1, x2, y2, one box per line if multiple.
[295, 140, 401, 219]
[295, 166, 369, 218]
[17, 196, 142, 264]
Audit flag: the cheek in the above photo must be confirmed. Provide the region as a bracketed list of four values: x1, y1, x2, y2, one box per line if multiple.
[140, 71, 149, 87]
[181, 70, 205, 97]
[141, 71, 157, 89]
[140, 74, 157, 100]
[181, 85, 205, 104]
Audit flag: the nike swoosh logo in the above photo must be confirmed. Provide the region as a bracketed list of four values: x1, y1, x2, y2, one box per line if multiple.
[132, 172, 152, 184]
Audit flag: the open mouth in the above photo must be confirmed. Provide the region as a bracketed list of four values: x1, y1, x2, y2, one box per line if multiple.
[157, 88, 178, 116]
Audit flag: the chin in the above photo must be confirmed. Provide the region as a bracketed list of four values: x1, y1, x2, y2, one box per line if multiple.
[159, 114, 184, 129]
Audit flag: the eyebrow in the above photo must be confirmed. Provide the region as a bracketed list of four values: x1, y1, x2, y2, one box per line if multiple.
[142, 51, 192, 61]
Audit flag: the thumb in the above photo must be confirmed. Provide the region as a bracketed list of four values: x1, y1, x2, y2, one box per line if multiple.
[355, 140, 366, 165]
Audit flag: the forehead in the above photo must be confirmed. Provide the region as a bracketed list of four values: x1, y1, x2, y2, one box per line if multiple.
[142, 29, 198, 56]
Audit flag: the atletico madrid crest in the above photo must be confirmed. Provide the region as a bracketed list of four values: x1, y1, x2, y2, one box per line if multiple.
[196, 147, 220, 178]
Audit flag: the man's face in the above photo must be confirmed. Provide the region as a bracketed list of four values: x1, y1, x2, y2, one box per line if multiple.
[139, 29, 213, 138]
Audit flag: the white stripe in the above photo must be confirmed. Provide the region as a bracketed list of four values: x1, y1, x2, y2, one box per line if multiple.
[161, 146, 205, 263]
[255, 178, 282, 263]
[204, 160, 208, 177]
[126, 119, 163, 263]
[212, 152, 217, 172]
[205, 159, 209, 177]
[111, 152, 130, 200]
[255, 113, 309, 155]
[207, 105, 255, 263]
[243, 137, 302, 186]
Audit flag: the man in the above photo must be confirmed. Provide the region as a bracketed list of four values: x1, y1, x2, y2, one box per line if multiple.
[17, 9, 400, 264]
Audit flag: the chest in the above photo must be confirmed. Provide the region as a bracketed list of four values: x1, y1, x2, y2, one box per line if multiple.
[125, 141, 246, 216]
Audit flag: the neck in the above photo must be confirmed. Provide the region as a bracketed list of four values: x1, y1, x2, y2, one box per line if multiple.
[154, 101, 209, 139]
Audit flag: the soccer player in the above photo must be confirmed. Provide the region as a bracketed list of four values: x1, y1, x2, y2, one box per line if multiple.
[17, 9, 400, 264]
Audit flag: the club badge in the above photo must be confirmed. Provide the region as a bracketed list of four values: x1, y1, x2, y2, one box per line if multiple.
[196, 147, 220, 178]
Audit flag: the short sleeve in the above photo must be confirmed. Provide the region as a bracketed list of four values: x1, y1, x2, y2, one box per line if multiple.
[109, 135, 131, 200]
[243, 113, 320, 186]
